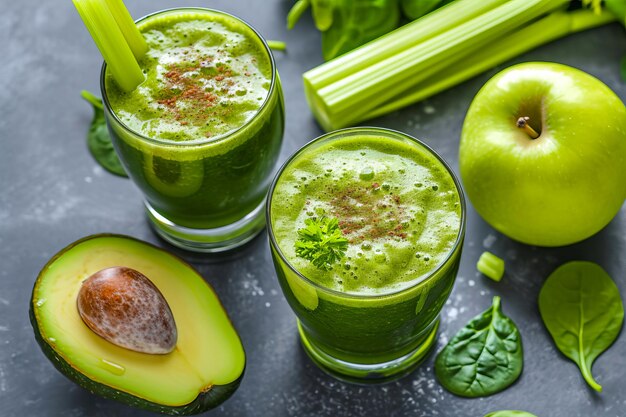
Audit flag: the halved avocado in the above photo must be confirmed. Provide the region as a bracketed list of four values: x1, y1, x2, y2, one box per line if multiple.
[29, 234, 245, 415]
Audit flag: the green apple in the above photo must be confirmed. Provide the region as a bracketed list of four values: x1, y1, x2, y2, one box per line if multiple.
[459, 62, 626, 247]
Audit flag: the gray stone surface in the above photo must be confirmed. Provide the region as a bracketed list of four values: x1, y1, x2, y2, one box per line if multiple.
[1, 0, 626, 416]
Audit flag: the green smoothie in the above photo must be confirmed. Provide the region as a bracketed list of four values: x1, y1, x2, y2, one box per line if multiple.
[102, 8, 284, 244]
[106, 14, 272, 141]
[268, 128, 464, 379]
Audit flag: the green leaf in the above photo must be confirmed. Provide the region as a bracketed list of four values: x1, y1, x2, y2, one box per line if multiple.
[435, 296, 523, 397]
[401, 0, 443, 20]
[605, 0, 626, 25]
[538, 261, 624, 392]
[311, 0, 335, 31]
[321, 0, 400, 60]
[295, 216, 348, 271]
[485, 412, 537, 417]
[81, 90, 127, 177]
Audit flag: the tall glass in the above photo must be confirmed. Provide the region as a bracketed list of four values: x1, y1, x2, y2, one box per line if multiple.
[267, 128, 466, 382]
[101, 8, 284, 252]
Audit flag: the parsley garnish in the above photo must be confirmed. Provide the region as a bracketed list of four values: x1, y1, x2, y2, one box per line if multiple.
[295, 216, 348, 271]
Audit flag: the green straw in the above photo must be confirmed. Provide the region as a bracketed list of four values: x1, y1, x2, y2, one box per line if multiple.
[73, 0, 145, 92]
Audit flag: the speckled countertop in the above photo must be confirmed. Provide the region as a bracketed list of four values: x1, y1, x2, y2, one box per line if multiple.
[1, 1, 625, 416]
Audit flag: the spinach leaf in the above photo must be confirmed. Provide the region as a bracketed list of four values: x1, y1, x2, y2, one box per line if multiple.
[435, 296, 523, 397]
[286, 0, 401, 60]
[81, 90, 127, 177]
[401, 0, 443, 20]
[286, 0, 335, 31]
[538, 261, 624, 392]
[311, 0, 335, 31]
[485, 412, 537, 417]
[321, 0, 400, 60]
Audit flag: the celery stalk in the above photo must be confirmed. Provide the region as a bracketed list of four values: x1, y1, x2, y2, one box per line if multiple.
[319, 0, 562, 110]
[73, 0, 144, 92]
[365, 9, 615, 120]
[104, 0, 148, 59]
[305, 0, 509, 90]
[303, 0, 569, 131]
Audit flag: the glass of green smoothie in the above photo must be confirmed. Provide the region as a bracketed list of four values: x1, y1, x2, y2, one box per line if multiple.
[267, 127, 465, 382]
[101, 8, 284, 252]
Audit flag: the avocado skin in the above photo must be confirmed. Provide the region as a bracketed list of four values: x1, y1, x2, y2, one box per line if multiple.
[29, 234, 245, 416]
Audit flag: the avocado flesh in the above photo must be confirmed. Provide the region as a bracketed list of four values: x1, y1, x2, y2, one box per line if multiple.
[31, 235, 244, 412]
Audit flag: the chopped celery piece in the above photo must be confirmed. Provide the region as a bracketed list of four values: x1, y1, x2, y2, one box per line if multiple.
[477, 252, 505, 282]
[73, 0, 144, 92]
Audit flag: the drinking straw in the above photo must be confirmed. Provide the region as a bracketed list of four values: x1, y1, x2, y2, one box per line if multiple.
[73, 0, 146, 92]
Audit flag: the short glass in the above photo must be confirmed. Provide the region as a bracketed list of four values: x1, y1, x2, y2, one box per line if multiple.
[101, 8, 284, 252]
[267, 128, 466, 382]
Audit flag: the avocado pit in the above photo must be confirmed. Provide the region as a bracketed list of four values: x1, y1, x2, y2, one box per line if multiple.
[77, 266, 177, 354]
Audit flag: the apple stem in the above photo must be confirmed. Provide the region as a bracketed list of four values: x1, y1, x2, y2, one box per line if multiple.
[516, 116, 539, 139]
